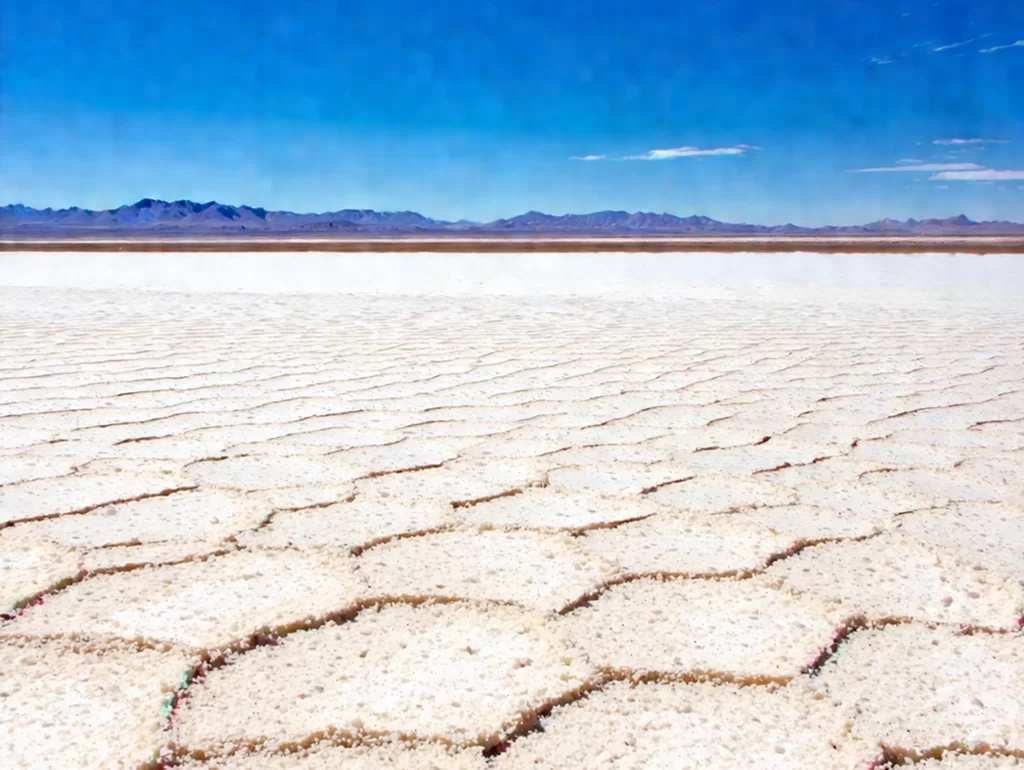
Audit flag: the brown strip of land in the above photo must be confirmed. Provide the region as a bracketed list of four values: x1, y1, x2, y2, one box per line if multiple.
[3, 237, 1024, 253]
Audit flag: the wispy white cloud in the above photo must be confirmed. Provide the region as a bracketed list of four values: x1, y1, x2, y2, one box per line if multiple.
[933, 138, 1009, 145]
[933, 38, 974, 51]
[897, 158, 925, 164]
[931, 169, 1024, 181]
[851, 162, 986, 173]
[568, 154, 608, 161]
[870, 56, 895, 64]
[622, 144, 761, 161]
[980, 40, 1024, 53]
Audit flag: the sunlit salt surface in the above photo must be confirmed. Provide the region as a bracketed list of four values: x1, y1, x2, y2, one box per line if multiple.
[2, 250, 1023, 768]
[2, 251, 1024, 304]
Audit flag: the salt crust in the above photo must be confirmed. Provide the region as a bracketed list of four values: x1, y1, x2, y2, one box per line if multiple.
[240, 497, 456, 552]
[173, 603, 595, 752]
[0, 473, 195, 526]
[729, 504, 889, 541]
[457, 488, 659, 532]
[547, 462, 703, 498]
[358, 529, 616, 612]
[648, 473, 798, 512]
[897, 503, 1024, 581]
[185, 455, 369, 490]
[796, 481, 945, 516]
[3, 549, 366, 651]
[330, 438, 478, 473]
[894, 756, 1024, 769]
[560, 577, 847, 681]
[0, 456, 79, 486]
[809, 624, 1024, 753]
[492, 680, 878, 770]
[81, 541, 230, 572]
[1, 539, 83, 612]
[581, 513, 793, 577]
[1, 490, 270, 549]
[178, 742, 487, 769]
[354, 459, 548, 504]
[0, 638, 190, 770]
[766, 534, 1024, 629]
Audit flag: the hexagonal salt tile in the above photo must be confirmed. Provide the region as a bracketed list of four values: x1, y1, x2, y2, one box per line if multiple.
[175, 743, 487, 770]
[240, 497, 456, 553]
[809, 624, 1024, 755]
[0, 473, 196, 526]
[358, 530, 616, 612]
[546, 463, 697, 498]
[1, 540, 83, 613]
[766, 535, 1024, 629]
[354, 459, 548, 506]
[2, 490, 270, 550]
[897, 504, 1024, 582]
[647, 473, 798, 513]
[4, 549, 366, 653]
[173, 603, 596, 753]
[457, 488, 659, 532]
[580, 513, 794, 578]
[492, 679, 879, 769]
[560, 577, 847, 682]
[0, 639, 191, 770]
[185, 455, 369, 491]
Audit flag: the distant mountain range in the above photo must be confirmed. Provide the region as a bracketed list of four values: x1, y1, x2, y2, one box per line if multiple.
[3, 199, 1023, 237]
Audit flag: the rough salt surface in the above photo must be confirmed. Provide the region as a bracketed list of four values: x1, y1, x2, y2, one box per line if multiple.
[173, 602, 595, 752]
[560, 577, 847, 681]
[492, 679, 878, 769]
[3, 549, 366, 651]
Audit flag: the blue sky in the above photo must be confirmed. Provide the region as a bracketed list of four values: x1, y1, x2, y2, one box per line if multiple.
[2, 0, 1023, 224]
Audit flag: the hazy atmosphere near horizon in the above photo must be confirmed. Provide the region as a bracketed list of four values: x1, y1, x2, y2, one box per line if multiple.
[2, 0, 1024, 226]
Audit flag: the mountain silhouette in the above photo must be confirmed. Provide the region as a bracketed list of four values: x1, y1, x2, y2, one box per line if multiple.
[2, 200, 1022, 236]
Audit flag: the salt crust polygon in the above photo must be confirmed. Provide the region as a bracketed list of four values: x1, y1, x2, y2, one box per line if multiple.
[766, 534, 1024, 629]
[796, 481, 945, 515]
[0, 456, 79, 486]
[492, 680, 878, 770]
[177, 742, 487, 770]
[809, 624, 1024, 753]
[896, 756, 1024, 769]
[897, 503, 1024, 581]
[354, 459, 548, 504]
[244, 484, 356, 511]
[330, 438, 477, 473]
[0, 473, 194, 526]
[358, 530, 616, 612]
[4, 549, 366, 651]
[186, 455, 369, 490]
[81, 542, 232, 572]
[546, 463, 697, 497]
[0, 638, 190, 770]
[730, 504, 890, 541]
[581, 513, 794, 576]
[542, 443, 673, 466]
[2, 490, 270, 549]
[1, 540, 83, 612]
[648, 474, 798, 513]
[560, 577, 847, 681]
[458, 488, 659, 532]
[173, 603, 596, 752]
[863, 468, 1023, 504]
[240, 497, 455, 552]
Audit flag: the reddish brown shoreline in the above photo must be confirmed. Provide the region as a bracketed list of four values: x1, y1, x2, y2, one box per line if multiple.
[3, 237, 1024, 254]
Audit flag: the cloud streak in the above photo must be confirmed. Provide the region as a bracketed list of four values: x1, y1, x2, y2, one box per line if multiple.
[980, 40, 1024, 53]
[852, 163, 985, 173]
[568, 154, 607, 161]
[933, 138, 1009, 145]
[931, 169, 1024, 181]
[621, 144, 761, 160]
[933, 39, 974, 51]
